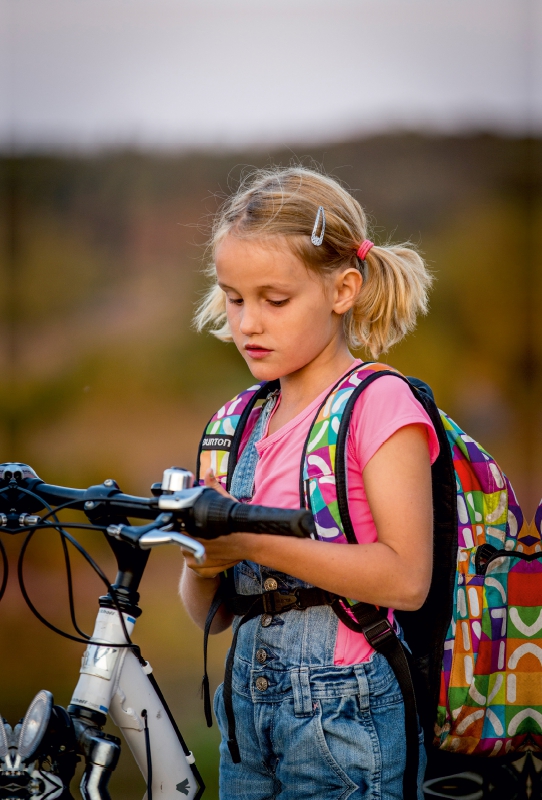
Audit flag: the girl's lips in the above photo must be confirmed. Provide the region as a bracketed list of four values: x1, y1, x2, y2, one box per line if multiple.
[245, 345, 273, 359]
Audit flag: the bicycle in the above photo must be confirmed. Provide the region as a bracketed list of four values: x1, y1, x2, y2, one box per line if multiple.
[0, 463, 314, 800]
[2, 463, 538, 800]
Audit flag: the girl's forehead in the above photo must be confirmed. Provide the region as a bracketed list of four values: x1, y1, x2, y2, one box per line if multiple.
[216, 233, 292, 260]
[215, 235, 309, 285]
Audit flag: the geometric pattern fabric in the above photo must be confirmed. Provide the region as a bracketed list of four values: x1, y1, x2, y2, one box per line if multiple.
[435, 413, 542, 756]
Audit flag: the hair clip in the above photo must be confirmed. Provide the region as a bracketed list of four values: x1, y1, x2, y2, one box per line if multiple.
[311, 206, 326, 246]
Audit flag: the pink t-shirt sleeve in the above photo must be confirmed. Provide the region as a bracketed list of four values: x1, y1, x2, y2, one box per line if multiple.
[348, 375, 440, 476]
[343, 375, 439, 549]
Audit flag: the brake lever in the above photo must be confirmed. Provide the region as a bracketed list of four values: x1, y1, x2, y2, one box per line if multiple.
[106, 513, 173, 545]
[138, 529, 206, 564]
[106, 513, 206, 564]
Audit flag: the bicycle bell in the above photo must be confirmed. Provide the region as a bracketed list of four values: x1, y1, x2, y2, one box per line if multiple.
[161, 467, 195, 493]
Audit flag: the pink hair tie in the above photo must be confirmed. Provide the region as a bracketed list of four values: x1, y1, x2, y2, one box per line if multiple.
[357, 239, 374, 260]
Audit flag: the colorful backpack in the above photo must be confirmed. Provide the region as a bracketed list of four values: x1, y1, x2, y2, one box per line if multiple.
[197, 362, 542, 790]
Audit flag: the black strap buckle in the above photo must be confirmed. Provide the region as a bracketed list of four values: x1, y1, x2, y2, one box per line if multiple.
[362, 617, 396, 650]
[262, 591, 299, 614]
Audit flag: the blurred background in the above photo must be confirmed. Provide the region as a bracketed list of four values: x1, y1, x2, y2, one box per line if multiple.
[0, 0, 541, 797]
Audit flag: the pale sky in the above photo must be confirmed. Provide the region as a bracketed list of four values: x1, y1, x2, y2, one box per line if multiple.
[1, 0, 540, 150]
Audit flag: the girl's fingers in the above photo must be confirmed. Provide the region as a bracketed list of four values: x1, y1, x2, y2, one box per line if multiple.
[182, 552, 240, 578]
[203, 468, 236, 499]
[181, 546, 240, 575]
[182, 532, 252, 578]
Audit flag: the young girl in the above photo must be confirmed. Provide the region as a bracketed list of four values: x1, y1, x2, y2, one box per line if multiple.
[180, 167, 438, 800]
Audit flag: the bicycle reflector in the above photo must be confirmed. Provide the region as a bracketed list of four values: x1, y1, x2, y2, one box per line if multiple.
[17, 690, 53, 761]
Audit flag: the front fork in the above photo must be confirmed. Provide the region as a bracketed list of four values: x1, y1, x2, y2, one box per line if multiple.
[69, 606, 203, 800]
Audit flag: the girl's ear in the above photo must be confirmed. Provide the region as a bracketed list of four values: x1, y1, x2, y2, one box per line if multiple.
[332, 268, 363, 315]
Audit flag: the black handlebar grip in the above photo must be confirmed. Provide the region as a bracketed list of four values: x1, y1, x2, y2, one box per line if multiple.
[228, 502, 315, 538]
[190, 489, 315, 540]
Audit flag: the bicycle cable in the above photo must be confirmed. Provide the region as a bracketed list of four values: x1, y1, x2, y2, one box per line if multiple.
[39, 496, 108, 522]
[18, 520, 136, 647]
[0, 538, 7, 603]
[30, 487, 134, 648]
[39, 495, 154, 645]
[39, 493, 154, 523]
[19, 495, 96, 639]
[16, 487, 98, 643]
[60, 529, 90, 641]
[19, 527, 117, 646]
[15, 486, 134, 648]
[142, 709, 153, 800]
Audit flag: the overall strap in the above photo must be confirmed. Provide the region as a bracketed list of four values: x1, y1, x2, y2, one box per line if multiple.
[230, 390, 280, 501]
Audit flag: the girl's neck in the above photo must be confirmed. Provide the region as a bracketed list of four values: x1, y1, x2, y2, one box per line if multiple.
[269, 340, 358, 434]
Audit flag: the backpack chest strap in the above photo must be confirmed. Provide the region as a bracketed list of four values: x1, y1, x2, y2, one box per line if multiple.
[225, 586, 336, 616]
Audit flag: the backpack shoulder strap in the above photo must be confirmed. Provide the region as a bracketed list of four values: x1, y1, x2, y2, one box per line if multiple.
[300, 361, 405, 543]
[197, 380, 279, 491]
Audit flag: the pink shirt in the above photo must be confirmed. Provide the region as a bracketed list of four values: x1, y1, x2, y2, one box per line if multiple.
[239, 361, 439, 664]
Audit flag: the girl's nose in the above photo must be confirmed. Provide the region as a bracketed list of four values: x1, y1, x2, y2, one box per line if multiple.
[239, 303, 263, 335]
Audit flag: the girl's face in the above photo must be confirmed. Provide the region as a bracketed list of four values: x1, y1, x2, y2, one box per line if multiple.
[215, 234, 360, 381]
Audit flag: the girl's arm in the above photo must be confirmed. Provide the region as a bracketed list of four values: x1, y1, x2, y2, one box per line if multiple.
[179, 565, 235, 632]
[183, 423, 433, 611]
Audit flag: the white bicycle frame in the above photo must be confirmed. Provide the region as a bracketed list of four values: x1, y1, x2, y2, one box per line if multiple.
[69, 531, 205, 800]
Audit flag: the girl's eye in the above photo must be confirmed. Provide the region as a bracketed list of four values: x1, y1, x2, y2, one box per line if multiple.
[268, 299, 289, 307]
[227, 297, 243, 306]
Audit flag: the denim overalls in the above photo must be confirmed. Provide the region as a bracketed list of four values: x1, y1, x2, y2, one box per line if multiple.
[214, 397, 426, 800]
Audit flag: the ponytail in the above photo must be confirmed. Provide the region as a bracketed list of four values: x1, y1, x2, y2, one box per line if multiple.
[346, 244, 432, 359]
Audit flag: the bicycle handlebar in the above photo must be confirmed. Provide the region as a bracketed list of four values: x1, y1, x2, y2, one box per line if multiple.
[31, 482, 157, 517]
[0, 464, 316, 542]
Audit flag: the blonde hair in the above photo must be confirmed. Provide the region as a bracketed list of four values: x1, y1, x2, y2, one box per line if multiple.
[194, 166, 433, 359]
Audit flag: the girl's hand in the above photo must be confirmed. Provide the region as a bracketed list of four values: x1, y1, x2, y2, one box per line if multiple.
[203, 467, 236, 499]
[181, 468, 244, 577]
[183, 533, 255, 578]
